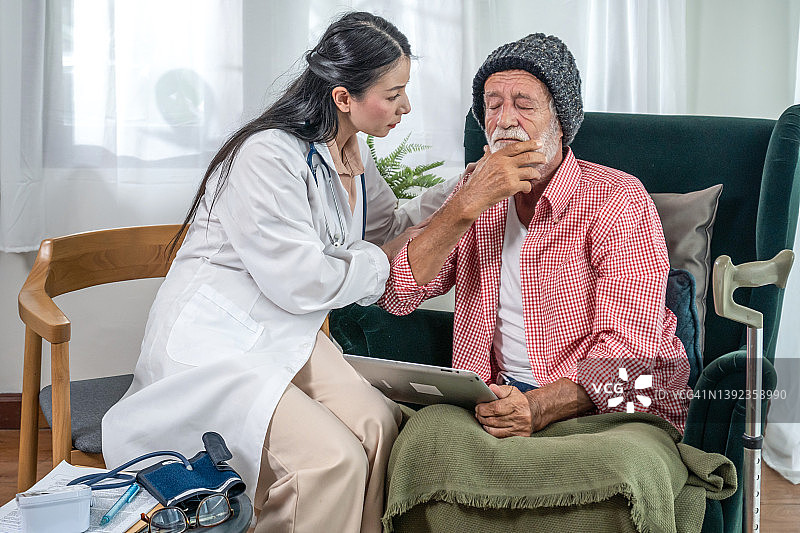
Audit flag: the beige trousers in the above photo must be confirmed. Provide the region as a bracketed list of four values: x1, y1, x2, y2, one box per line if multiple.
[252, 331, 402, 533]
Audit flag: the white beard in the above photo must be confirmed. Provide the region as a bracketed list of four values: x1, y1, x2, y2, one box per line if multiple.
[485, 115, 561, 166]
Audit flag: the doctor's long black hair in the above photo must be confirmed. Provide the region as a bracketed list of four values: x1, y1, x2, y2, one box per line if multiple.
[169, 11, 411, 254]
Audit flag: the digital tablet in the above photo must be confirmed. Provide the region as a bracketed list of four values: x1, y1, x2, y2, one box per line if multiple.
[344, 354, 498, 409]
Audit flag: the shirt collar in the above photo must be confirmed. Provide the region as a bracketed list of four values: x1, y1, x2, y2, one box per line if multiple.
[540, 147, 581, 222]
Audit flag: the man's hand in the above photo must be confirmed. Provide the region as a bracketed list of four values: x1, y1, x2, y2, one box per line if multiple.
[452, 140, 546, 221]
[475, 384, 540, 437]
[475, 378, 596, 438]
[404, 140, 546, 285]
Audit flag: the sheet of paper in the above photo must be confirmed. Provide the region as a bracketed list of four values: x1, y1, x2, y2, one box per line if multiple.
[0, 461, 158, 533]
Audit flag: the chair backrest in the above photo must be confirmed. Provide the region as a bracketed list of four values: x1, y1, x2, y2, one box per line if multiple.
[464, 106, 800, 365]
[16, 224, 185, 491]
[17, 223, 334, 493]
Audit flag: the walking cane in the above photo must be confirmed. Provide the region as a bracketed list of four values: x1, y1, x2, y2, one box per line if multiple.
[712, 249, 794, 532]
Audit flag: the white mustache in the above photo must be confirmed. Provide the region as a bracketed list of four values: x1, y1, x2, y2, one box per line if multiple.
[488, 126, 530, 152]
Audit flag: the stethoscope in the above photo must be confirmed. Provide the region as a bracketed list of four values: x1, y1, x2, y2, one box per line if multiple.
[67, 450, 193, 490]
[306, 144, 366, 247]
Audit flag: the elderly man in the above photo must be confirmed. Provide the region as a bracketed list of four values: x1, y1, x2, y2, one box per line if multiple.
[379, 33, 690, 436]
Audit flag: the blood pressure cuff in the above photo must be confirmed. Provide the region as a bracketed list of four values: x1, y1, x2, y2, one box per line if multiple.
[136, 433, 246, 508]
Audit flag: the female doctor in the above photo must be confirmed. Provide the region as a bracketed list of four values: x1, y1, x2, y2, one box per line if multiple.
[102, 12, 441, 533]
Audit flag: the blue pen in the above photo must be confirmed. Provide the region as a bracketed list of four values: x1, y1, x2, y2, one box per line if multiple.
[100, 482, 141, 525]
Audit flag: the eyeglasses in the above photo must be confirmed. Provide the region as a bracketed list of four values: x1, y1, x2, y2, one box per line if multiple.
[140, 493, 232, 532]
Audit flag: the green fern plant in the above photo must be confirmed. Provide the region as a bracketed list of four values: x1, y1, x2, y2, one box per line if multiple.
[366, 133, 444, 199]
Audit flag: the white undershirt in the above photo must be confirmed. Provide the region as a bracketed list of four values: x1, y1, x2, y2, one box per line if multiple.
[493, 199, 537, 386]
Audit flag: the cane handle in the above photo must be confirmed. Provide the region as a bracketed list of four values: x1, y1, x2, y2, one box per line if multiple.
[713, 249, 794, 329]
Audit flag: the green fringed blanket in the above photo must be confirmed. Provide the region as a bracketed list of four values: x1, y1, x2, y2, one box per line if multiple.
[384, 405, 736, 533]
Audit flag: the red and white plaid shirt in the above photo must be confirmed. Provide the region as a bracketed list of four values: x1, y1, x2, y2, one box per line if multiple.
[379, 149, 691, 432]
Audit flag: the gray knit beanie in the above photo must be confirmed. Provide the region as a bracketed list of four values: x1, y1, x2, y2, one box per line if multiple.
[472, 33, 583, 146]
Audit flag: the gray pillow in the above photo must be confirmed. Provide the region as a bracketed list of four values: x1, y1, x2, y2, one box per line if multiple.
[651, 184, 723, 351]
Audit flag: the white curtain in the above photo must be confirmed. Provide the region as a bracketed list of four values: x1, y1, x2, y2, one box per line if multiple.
[0, 0, 45, 252]
[0, 0, 686, 251]
[461, 0, 686, 115]
[0, 0, 243, 251]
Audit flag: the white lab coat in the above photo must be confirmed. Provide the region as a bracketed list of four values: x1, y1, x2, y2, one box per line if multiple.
[101, 128, 455, 501]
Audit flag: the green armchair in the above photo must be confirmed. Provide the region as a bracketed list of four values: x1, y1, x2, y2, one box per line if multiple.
[331, 104, 800, 532]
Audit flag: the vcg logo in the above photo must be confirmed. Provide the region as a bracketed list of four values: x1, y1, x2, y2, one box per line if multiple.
[603, 367, 653, 413]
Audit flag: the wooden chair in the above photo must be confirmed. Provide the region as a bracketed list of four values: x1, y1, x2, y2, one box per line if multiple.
[16, 224, 333, 493]
[16, 225, 186, 492]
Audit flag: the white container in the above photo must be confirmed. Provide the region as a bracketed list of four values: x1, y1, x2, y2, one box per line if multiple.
[16, 484, 91, 533]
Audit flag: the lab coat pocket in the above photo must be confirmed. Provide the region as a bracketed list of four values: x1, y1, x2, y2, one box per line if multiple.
[167, 284, 264, 367]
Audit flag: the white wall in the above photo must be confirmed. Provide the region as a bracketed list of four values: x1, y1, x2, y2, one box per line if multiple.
[0, 2, 798, 393]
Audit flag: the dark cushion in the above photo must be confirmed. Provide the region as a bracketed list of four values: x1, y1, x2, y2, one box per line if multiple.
[39, 374, 134, 454]
[666, 269, 702, 388]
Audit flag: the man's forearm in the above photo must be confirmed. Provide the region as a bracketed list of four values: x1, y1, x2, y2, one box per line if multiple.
[406, 195, 476, 285]
[525, 377, 594, 432]
[405, 139, 545, 285]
